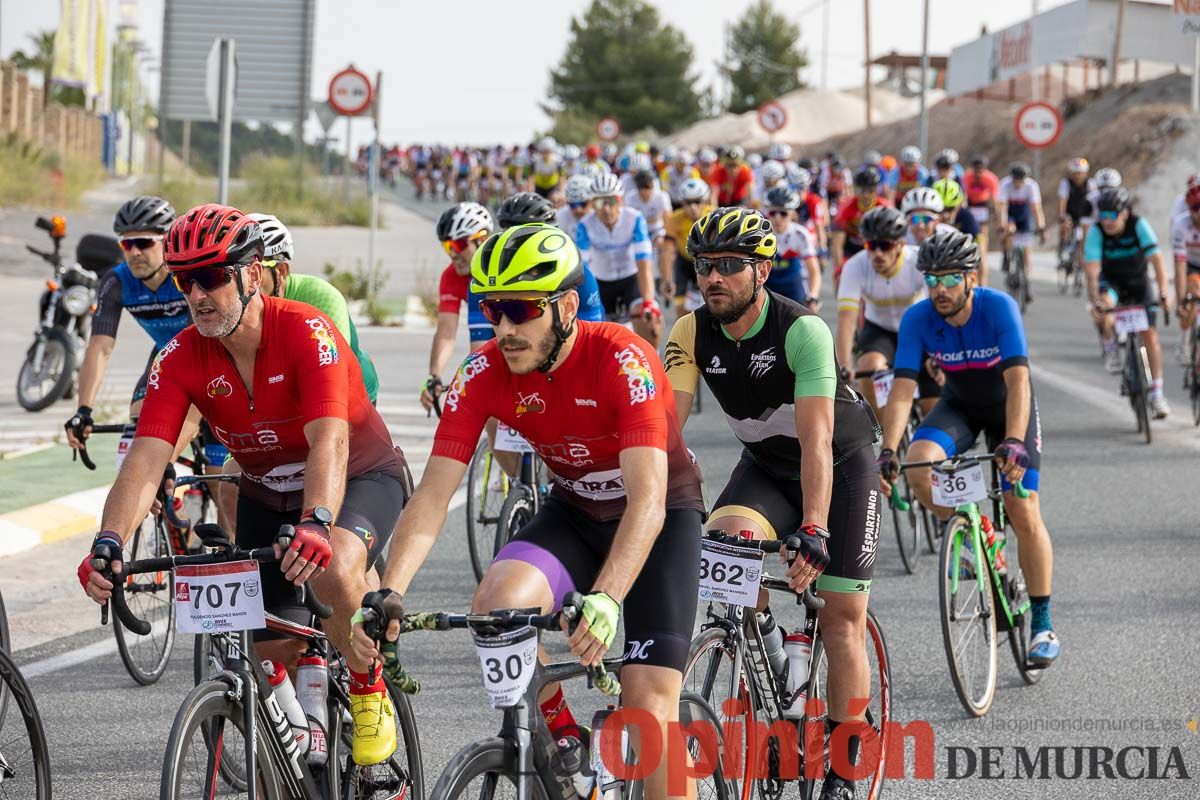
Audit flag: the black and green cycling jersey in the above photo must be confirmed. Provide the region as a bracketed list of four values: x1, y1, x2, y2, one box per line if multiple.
[284, 273, 379, 402]
[665, 291, 878, 480]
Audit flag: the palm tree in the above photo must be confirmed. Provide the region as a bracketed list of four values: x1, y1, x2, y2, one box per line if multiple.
[10, 31, 56, 109]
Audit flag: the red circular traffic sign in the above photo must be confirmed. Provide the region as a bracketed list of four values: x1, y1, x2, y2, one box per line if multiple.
[1014, 101, 1063, 149]
[757, 101, 788, 134]
[328, 65, 373, 116]
[596, 117, 621, 142]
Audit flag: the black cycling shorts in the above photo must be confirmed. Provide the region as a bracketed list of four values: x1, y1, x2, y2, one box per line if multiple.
[1099, 272, 1158, 327]
[235, 470, 407, 635]
[912, 396, 1042, 492]
[709, 446, 881, 594]
[493, 498, 702, 673]
[855, 320, 941, 399]
[596, 274, 643, 320]
[673, 254, 698, 299]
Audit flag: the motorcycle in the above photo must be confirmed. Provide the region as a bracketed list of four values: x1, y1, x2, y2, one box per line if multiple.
[17, 216, 122, 411]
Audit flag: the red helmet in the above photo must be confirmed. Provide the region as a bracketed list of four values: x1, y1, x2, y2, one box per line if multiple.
[585, 144, 601, 160]
[1186, 184, 1200, 209]
[165, 203, 263, 270]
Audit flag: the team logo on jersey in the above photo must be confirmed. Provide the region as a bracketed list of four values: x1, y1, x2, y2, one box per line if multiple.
[858, 487, 881, 570]
[146, 337, 181, 391]
[614, 344, 657, 405]
[207, 375, 233, 398]
[663, 341, 688, 373]
[705, 355, 727, 375]
[305, 317, 340, 366]
[749, 347, 776, 379]
[445, 351, 490, 412]
[515, 392, 545, 415]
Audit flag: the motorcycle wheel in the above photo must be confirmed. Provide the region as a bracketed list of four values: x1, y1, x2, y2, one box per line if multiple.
[17, 327, 75, 412]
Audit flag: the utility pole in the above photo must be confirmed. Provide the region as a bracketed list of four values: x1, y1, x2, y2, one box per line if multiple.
[864, 0, 873, 128]
[917, 0, 930, 158]
[821, 0, 831, 91]
[1110, 0, 1128, 87]
[1031, 1, 1042, 184]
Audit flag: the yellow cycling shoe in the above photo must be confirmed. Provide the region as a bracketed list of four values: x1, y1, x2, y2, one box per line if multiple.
[350, 688, 397, 766]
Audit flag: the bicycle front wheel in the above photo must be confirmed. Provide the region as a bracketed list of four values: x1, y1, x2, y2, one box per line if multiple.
[115, 517, 177, 685]
[0, 589, 10, 728]
[466, 439, 508, 582]
[1131, 337, 1152, 444]
[938, 515, 998, 717]
[429, 737, 548, 800]
[682, 625, 751, 800]
[1190, 325, 1200, 426]
[0, 649, 51, 799]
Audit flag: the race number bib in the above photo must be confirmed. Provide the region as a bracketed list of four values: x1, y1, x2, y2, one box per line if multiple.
[872, 371, 894, 408]
[174, 561, 266, 634]
[930, 463, 988, 507]
[473, 626, 539, 708]
[494, 423, 534, 454]
[698, 539, 764, 607]
[1113, 307, 1149, 335]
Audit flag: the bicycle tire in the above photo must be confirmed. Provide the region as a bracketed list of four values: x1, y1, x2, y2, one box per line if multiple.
[1132, 337, 1152, 444]
[682, 626, 752, 800]
[114, 516, 177, 685]
[938, 515, 998, 717]
[338, 678, 426, 800]
[0, 589, 9, 729]
[466, 439, 508, 583]
[493, 484, 535, 563]
[807, 609, 891, 800]
[1003, 574, 1045, 687]
[0, 648, 52, 799]
[160, 678, 280, 799]
[1011, 248, 1028, 314]
[1190, 325, 1200, 426]
[189, 633, 251, 790]
[429, 737, 549, 800]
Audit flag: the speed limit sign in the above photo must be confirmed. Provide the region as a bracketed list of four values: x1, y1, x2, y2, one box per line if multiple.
[596, 116, 621, 142]
[328, 65, 373, 116]
[1014, 101, 1062, 149]
[757, 101, 788, 134]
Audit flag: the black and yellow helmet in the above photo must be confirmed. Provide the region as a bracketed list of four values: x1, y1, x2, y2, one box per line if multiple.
[686, 206, 777, 260]
[470, 223, 584, 295]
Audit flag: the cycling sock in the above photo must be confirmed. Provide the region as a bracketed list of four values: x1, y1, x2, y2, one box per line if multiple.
[1103, 338, 1116, 351]
[349, 663, 384, 696]
[1030, 595, 1052, 634]
[540, 685, 581, 740]
[825, 719, 861, 783]
[1151, 378, 1164, 395]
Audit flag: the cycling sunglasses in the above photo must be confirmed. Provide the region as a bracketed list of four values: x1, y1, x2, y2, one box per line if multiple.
[864, 239, 898, 253]
[767, 209, 791, 218]
[924, 272, 967, 289]
[593, 197, 621, 209]
[442, 231, 487, 256]
[909, 213, 936, 226]
[694, 255, 760, 277]
[1098, 210, 1120, 221]
[569, 201, 589, 210]
[119, 235, 163, 252]
[172, 265, 237, 295]
[478, 293, 563, 326]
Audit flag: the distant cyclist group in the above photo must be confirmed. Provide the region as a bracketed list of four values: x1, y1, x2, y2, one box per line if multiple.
[60, 130, 1200, 800]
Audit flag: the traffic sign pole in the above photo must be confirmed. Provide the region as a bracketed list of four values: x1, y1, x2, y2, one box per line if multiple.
[216, 39, 236, 206]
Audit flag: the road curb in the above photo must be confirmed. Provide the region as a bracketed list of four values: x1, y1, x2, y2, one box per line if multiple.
[0, 486, 106, 557]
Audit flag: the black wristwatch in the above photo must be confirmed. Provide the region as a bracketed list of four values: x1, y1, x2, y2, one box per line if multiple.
[302, 506, 334, 532]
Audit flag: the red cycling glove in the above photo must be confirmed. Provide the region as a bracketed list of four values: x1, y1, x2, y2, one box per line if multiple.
[288, 521, 333, 570]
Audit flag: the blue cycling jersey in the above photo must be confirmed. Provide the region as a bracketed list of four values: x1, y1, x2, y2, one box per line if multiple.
[91, 263, 191, 349]
[466, 266, 605, 342]
[894, 287, 1029, 405]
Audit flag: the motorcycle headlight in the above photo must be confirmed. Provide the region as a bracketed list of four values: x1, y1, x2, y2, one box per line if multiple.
[62, 285, 92, 316]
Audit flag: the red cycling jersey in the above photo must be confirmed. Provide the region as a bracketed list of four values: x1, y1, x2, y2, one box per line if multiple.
[431, 322, 704, 522]
[833, 195, 891, 247]
[137, 296, 406, 510]
[964, 169, 1000, 207]
[438, 264, 470, 314]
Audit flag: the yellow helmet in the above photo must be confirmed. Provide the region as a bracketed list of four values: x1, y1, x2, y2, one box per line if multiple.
[931, 178, 965, 210]
[686, 207, 777, 259]
[470, 223, 584, 295]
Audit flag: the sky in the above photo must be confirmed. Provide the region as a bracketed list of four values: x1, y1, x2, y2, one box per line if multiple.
[0, 0, 1108, 149]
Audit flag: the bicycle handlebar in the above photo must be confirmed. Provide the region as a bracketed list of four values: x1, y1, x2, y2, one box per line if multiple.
[701, 531, 824, 610]
[70, 423, 127, 471]
[896, 452, 1030, 499]
[174, 474, 241, 487]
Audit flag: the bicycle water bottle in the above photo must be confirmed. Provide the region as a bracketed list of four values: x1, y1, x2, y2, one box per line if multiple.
[296, 655, 329, 766]
[782, 627, 814, 720]
[756, 612, 788, 679]
[590, 706, 628, 799]
[263, 660, 311, 755]
[981, 516, 1006, 574]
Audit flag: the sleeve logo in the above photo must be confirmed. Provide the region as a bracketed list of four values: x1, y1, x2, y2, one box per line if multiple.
[305, 317, 340, 366]
[146, 337, 181, 391]
[445, 351, 490, 412]
[613, 343, 657, 405]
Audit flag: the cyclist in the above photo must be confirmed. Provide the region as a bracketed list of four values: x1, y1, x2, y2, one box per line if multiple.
[902, 186, 957, 248]
[710, 146, 755, 206]
[352, 224, 705, 800]
[964, 154, 999, 277]
[663, 207, 882, 800]
[664, 177, 715, 314]
[1084, 188, 1171, 417]
[1171, 183, 1200, 363]
[582, 144, 611, 177]
[663, 149, 702, 207]
[822, 154, 852, 211]
[529, 137, 562, 199]
[558, 174, 593, 238]
[66, 196, 203, 460]
[876, 229, 1060, 667]
[791, 167, 829, 257]
[933, 178, 984, 285]
[575, 173, 662, 347]
[1057, 158, 1097, 266]
[887, 145, 927, 204]
[997, 163, 1046, 302]
[928, 148, 965, 187]
[79, 203, 410, 765]
[764, 186, 821, 309]
[831, 165, 890, 286]
[627, 169, 672, 271]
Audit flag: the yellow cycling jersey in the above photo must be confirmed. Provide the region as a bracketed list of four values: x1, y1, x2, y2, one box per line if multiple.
[665, 205, 714, 259]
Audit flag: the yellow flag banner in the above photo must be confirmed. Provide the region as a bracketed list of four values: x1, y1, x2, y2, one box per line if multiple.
[51, 0, 92, 89]
[91, 0, 109, 103]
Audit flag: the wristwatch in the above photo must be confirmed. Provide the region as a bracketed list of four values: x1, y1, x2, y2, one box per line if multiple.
[302, 506, 334, 532]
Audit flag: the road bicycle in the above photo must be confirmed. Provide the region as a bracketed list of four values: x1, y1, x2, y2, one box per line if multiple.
[1180, 294, 1200, 425]
[683, 532, 891, 800]
[1055, 220, 1085, 296]
[0, 643, 52, 798]
[0, 589, 8, 726]
[1103, 305, 1156, 443]
[1001, 231, 1030, 314]
[94, 524, 423, 800]
[365, 595, 732, 799]
[893, 453, 1043, 717]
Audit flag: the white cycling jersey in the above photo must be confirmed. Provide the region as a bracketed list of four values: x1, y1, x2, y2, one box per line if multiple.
[625, 188, 671, 238]
[776, 222, 817, 260]
[1170, 211, 1200, 269]
[575, 207, 653, 282]
[556, 206, 586, 241]
[836, 244, 925, 331]
[1170, 194, 1190, 220]
[904, 222, 959, 247]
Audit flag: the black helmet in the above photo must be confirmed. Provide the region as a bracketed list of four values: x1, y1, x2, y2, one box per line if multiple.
[114, 195, 176, 235]
[1097, 187, 1132, 214]
[860, 206, 907, 241]
[1009, 162, 1030, 179]
[764, 186, 800, 210]
[934, 153, 953, 170]
[686, 207, 777, 259]
[798, 157, 817, 173]
[633, 169, 657, 190]
[496, 192, 556, 228]
[917, 229, 980, 273]
[854, 165, 882, 188]
[969, 153, 988, 168]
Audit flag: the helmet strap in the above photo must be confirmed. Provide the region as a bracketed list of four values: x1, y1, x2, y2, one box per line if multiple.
[536, 300, 574, 374]
[225, 266, 257, 337]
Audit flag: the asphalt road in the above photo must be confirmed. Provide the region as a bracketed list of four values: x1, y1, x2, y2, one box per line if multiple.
[1, 194, 1198, 798]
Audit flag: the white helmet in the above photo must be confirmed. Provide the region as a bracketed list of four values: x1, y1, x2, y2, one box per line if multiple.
[767, 142, 792, 161]
[603, 143, 619, 160]
[591, 173, 623, 198]
[662, 145, 679, 162]
[250, 213, 294, 260]
[698, 147, 718, 165]
[436, 201, 494, 242]
[747, 153, 763, 168]
[761, 160, 786, 185]
[629, 153, 653, 173]
[787, 164, 812, 190]
[901, 186, 944, 215]
[1095, 167, 1122, 189]
[677, 149, 695, 165]
[564, 174, 593, 204]
[900, 145, 922, 165]
[562, 144, 581, 161]
[537, 136, 556, 153]
[679, 177, 710, 203]
[581, 161, 609, 179]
